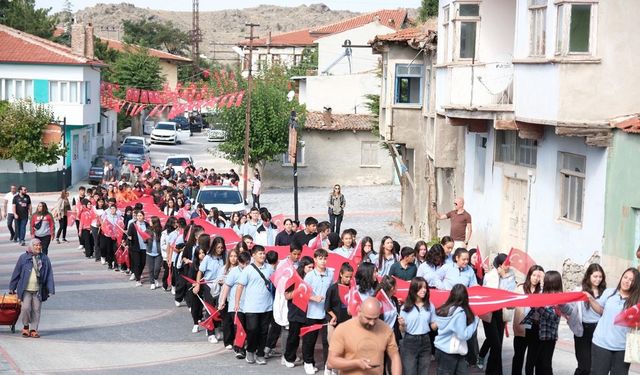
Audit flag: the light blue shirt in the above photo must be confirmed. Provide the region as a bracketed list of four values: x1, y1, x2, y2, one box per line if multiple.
[592, 288, 631, 351]
[135, 222, 147, 250]
[362, 251, 379, 265]
[240, 220, 260, 238]
[379, 256, 397, 277]
[199, 255, 224, 282]
[439, 263, 478, 290]
[237, 262, 274, 313]
[225, 266, 243, 312]
[400, 302, 436, 335]
[417, 263, 444, 289]
[147, 236, 159, 256]
[305, 268, 334, 319]
[333, 247, 353, 259]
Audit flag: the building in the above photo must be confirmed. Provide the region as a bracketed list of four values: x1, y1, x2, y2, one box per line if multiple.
[435, 0, 640, 275]
[0, 23, 111, 190]
[371, 26, 453, 239]
[100, 38, 192, 89]
[238, 29, 316, 73]
[262, 110, 393, 188]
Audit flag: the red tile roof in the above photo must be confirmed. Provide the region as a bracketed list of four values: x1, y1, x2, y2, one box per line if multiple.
[100, 37, 192, 63]
[239, 28, 315, 47]
[371, 26, 437, 50]
[304, 111, 374, 131]
[310, 9, 407, 36]
[0, 24, 104, 66]
[611, 115, 640, 134]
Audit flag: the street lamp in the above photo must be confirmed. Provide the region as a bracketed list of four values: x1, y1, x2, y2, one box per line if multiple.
[288, 110, 299, 222]
[51, 117, 67, 190]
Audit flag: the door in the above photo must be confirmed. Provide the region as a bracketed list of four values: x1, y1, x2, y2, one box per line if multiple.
[500, 177, 529, 252]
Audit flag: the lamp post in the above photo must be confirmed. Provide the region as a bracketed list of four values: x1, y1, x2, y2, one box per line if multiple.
[52, 117, 67, 190]
[289, 110, 299, 222]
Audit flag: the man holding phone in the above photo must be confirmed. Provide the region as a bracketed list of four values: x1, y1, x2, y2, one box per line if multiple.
[327, 297, 401, 375]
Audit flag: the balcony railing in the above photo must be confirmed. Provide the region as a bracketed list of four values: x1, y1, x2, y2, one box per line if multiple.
[445, 63, 514, 109]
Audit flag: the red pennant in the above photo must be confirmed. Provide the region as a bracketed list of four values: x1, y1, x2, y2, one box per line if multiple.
[135, 224, 151, 241]
[234, 314, 247, 347]
[199, 314, 215, 331]
[234, 91, 244, 107]
[504, 248, 537, 275]
[300, 323, 326, 337]
[375, 290, 395, 314]
[475, 246, 484, 280]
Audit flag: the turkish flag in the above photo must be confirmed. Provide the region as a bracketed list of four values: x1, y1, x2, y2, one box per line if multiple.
[300, 323, 326, 337]
[192, 218, 241, 245]
[376, 290, 395, 314]
[392, 277, 410, 302]
[141, 160, 151, 172]
[309, 234, 323, 251]
[504, 248, 537, 275]
[346, 286, 362, 317]
[270, 261, 296, 292]
[614, 303, 640, 328]
[271, 214, 285, 231]
[199, 314, 215, 331]
[338, 284, 349, 305]
[475, 246, 485, 280]
[234, 314, 247, 348]
[101, 219, 115, 238]
[326, 253, 356, 282]
[350, 240, 362, 264]
[66, 211, 77, 225]
[135, 224, 151, 241]
[180, 275, 206, 285]
[292, 275, 313, 312]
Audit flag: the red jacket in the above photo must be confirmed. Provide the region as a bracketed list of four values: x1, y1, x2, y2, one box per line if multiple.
[30, 213, 55, 236]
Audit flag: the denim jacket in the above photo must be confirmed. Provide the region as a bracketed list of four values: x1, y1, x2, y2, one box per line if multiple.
[9, 252, 55, 302]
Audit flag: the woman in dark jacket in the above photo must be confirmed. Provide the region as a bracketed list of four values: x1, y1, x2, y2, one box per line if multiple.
[126, 210, 151, 286]
[9, 238, 55, 338]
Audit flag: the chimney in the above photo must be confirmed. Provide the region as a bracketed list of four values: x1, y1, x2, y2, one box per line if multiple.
[323, 107, 333, 127]
[71, 22, 94, 59]
[85, 23, 94, 59]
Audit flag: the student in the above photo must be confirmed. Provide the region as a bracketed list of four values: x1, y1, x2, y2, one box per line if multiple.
[398, 277, 437, 375]
[434, 284, 480, 375]
[439, 248, 478, 290]
[146, 216, 163, 290]
[332, 230, 355, 258]
[234, 245, 274, 365]
[440, 236, 455, 264]
[174, 224, 204, 307]
[264, 250, 282, 358]
[388, 247, 418, 281]
[283, 256, 315, 368]
[511, 265, 545, 374]
[414, 240, 428, 267]
[240, 207, 261, 238]
[521, 270, 573, 375]
[302, 249, 333, 375]
[278, 246, 302, 269]
[126, 210, 151, 287]
[309, 221, 331, 249]
[79, 199, 95, 258]
[194, 236, 226, 343]
[573, 264, 606, 375]
[274, 218, 295, 247]
[376, 275, 401, 375]
[417, 244, 447, 290]
[219, 250, 251, 356]
[589, 267, 640, 375]
[325, 262, 353, 328]
[291, 217, 318, 252]
[255, 211, 278, 246]
[160, 217, 181, 292]
[354, 262, 378, 301]
[359, 236, 377, 265]
[100, 204, 123, 271]
[378, 236, 397, 277]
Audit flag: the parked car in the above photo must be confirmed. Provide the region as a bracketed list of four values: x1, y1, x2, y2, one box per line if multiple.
[120, 136, 150, 152]
[150, 122, 189, 145]
[195, 186, 247, 216]
[172, 116, 192, 136]
[189, 113, 203, 133]
[118, 144, 150, 167]
[163, 154, 193, 173]
[207, 127, 227, 142]
[88, 155, 120, 185]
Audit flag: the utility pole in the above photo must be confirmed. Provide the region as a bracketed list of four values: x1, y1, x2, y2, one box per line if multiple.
[243, 23, 259, 204]
[190, 0, 202, 71]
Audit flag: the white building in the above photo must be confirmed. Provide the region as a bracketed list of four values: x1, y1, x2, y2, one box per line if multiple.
[0, 23, 111, 190]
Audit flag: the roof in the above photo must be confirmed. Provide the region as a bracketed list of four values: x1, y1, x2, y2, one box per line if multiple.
[238, 28, 315, 47]
[304, 111, 374, 131]
[310, 9, 407, 36]
[370, 26, 437, 51]
[0, 24, 104, 66]
[100, 38, 192, 63]
[610, 114, 640, 134]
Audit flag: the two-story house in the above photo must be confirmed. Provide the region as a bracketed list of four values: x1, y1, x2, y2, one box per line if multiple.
[0, 22, 109, 190]
[436, 0, 640, 275]
[238, 29, 316, 73]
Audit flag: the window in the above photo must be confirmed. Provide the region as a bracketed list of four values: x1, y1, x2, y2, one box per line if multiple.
[282, 141, 305, 165]
[361, 141, 379, 167]
[395, 64, 423, 104]
[293, 54, 303, 66]
[456, 3, 480, 59]
[49, 81, 59, 102]
[60, 82, 68, 102]
[442, 5, 450, 62]
[72, 134, 79, 160]
[258, 54, 268, 70]
[50, 81, 84, 103]
[559, 152, 586, 223]
[529, 0, 547, 56]
[495, 130, 537, 167]
[70, 82, 78, 103]
[84, 81, 91, 104]
[15, 80, 24, 99]
[556, 2, 596, 55]
[0, 79, 33, 100]
[474, 135, 487, 192]
[272, 54, 281, 64]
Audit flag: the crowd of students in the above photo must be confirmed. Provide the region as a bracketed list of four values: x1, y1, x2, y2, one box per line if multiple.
[31, 162, 640, 375]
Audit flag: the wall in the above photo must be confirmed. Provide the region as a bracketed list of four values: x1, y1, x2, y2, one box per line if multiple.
[463, 125, 606, 271]
[302, 73, 379, 114]
[159, 60, 178, 89]
[263, 130, 393, 188]
[477, 0, 516, 62]
[603, 131, 640, 275]
[317, 23, 393, 76]
[244, 46, 310, 74]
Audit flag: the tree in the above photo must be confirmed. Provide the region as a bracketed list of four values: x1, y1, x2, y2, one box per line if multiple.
[0, 100, 65, 168]
[0, 0, 57, 38]
[94, 37, 120, 82]
[287, 47, 318, 77]
[51, 0, 73, 46]
[110, 47, 164, 136]
[122, 19, 190, 56]
[418, 0, 439, 22]
[217, 66, 306, 166]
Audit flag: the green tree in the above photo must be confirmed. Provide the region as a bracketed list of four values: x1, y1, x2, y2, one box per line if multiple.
[110, 47, 164, 135]
[418, 0, 439, 22]
[0, 100, 65, 168]
[0, 0, 57, 38]
[51, 0, 73, 46]
[94, 37, 120, 82]
[363, 93, 380, 137]
[122, 19, 190, 56]
[218, 66, 306, 166]
[287, 47, 318, 77]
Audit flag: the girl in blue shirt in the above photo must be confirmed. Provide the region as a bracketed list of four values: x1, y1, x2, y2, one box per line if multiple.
[589, 267, 640, 375]
[358, 236, 378, 265]
[398, 277, 437, 375]
[440, 248, 478, 290]
[378, 236, 397, 276]
[573, 263, 606, 375]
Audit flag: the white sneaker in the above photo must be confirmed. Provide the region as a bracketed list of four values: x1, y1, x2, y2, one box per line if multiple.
[174, 300, 183, 307]
[208, 335, 218, 343]
[155, 280, 161, 288]
[264, 347, 272, 359]
[150, 283, 156, 290]
[281, 357, 295, 368]
[129, 274, 135, 281]
[246, 351, 256, 364]
[77, 245, 84, 250]
[135, 281, 142, 287]
[304, 363, 317, 375]
[256, 356, 266, 365]
[171, 286, 176, 295]
[225, 344, 233, 350]
[100, 257, 106, 265]
[192, 325, 199, 333]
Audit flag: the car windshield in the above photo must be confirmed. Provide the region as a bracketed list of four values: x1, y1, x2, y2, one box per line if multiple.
[197, 189, 243, 205]
[120, 145, 144, 155]
[155, 123, 175, 130]
[167, 157, 190, 166]
[124, 138, 144, 146]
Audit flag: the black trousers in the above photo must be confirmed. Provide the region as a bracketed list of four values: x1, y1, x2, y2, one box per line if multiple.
[99, 234, 117, 267]
[482, 311, 505, 375]
[174, 266, 189, 303]
[199, 285, 221, 335]
[512, 335, 528, 375]
[56, 217, 67, 240]
[284, 320, 304, 363]
[574, 322, 597, 375]
[329, 213, 343, 233]
[161, 261, 171, 290]
[36, 235, 51, 256]
[436, 349, 467, 375]
[234, 312, 247, 354]
[266, 315, 281, 350]
[302, 318, 328, 366]
[81, 229, 94, 257]
[189, 290, 203, 325]
[221, 306, 235, 347]
[7, 213, 15, 240]
[591, 343, 629, 375]
[252, 194, 260, 209]
[525, 324, 556, 375]
[244, 311, 271, 357]
[130, 250, 146, 281]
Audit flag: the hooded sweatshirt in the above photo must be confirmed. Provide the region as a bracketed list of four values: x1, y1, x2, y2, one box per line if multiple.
[434, 306, 480, 354]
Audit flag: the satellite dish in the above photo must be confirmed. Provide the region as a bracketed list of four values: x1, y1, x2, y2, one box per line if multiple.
[232, 46, 245, 58]
[477, 61, 513, 94]
[287, 90, 295, 102]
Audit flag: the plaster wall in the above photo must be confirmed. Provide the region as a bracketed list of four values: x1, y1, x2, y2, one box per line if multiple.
[303, 73, 379, 114]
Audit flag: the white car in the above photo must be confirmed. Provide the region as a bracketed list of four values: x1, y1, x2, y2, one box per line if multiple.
[150, 122, 189, 145]
[195, 186, 247, 216]
[207, 128, 227, 142]
[164, 154, 193, 173]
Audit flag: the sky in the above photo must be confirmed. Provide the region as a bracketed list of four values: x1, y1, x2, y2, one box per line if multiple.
[36, 0, 421, 13]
